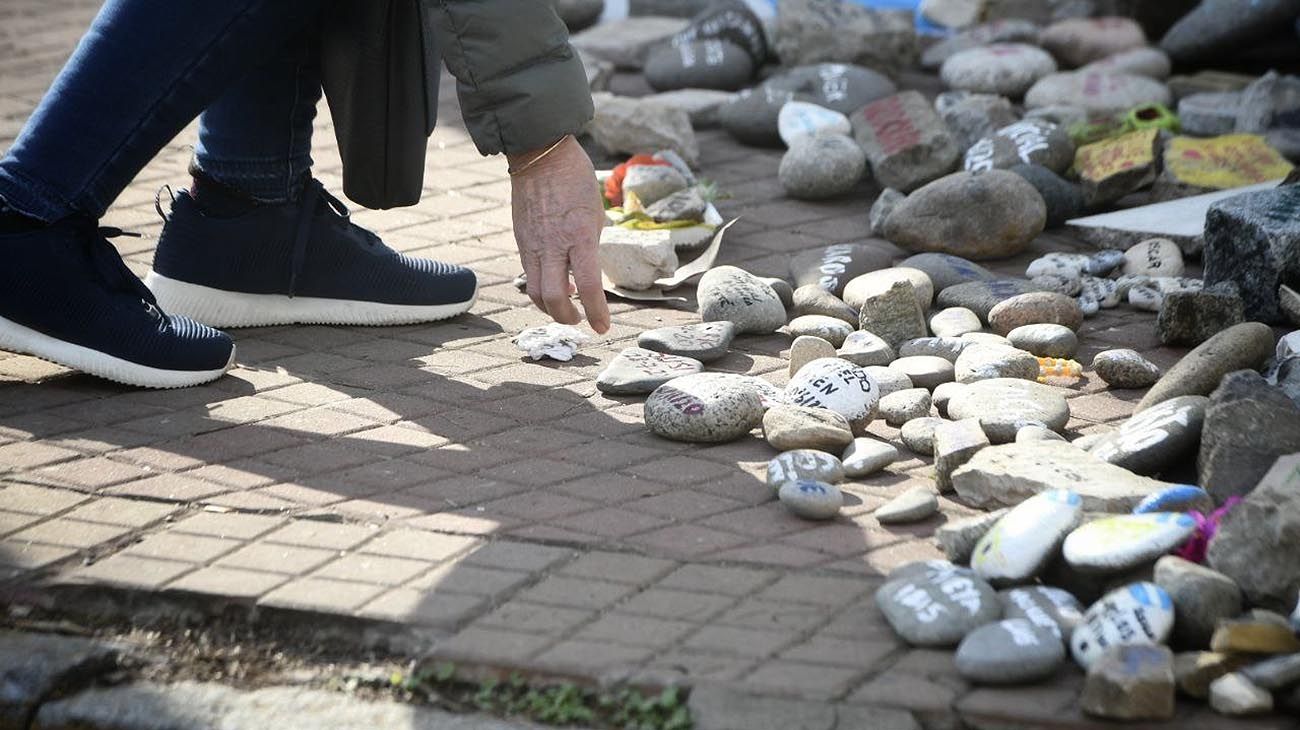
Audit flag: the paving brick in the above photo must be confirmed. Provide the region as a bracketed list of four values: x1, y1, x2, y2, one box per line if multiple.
[262, 521, 377, 551]
[34, 457, 153, 490]
[0, 484, 89, 515]
[548, 507, 670, 539]
[259, 577, 387, 613]
[0, 541, 78, 570]
[477, 601, 595, 635]
[625, 524, 752, 559]
[432, 627, 553, 665]
[9, 519, 135, 549]
[61, 497, 179, 527]
[215, 542, 339, 575]
[358, 528, 480, 563]
[312, 554, 433, 586]
[532, 640, 654, 673]
[170, 512, 284, 540]
[406, 562, 531, 597]
[781, 635, 899, 669]
[685, 625, 801, 658]
[572, 612, 698, 649]
[515, 575, 634, 610]
[357, 588, 486, 628]
[165, 566, 291, 599]
[556, 551, 676, 585]
[742, 660, 864, 700]
[123, 532, 242, 564]
[0, 441, 80, 471]
[66, 554, 195, 589]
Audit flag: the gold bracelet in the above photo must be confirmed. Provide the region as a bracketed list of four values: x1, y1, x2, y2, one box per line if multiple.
[507, 135, 569, 177]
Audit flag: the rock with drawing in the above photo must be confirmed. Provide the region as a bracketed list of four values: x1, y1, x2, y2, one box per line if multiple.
[876, 560, 1003, 647]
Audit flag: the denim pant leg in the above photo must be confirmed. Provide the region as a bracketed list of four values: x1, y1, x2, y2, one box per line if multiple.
[193, 20, 323, 204]
[0, 0, 324, 223]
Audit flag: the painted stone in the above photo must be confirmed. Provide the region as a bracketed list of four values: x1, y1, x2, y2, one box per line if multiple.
[851, 91, 962, 193]
[841, 437, 899, 477]
[778, 479, 844, 520]
[1087, 395, 1208, 476]
[645, 373, 767, 443]
[766, 449, 845, 488]
[1071, 582, 1176, 669]
[1158, 134, 1293, 197]
[784, 357, 880, 422]
[876, 560, 1003, 647]
[1001, 585, 1085, 641]
[1133, 485, 1214, 516]
[789, 241, 897, 297]
[596, 347, 704, 395]
[778, 100, 852, 147]
[1063, 513, 1198, 573]
[964, 119, 1073, 175]
[1074, 128, 1162, 207]
[956, 618, 1066, 684]
[972, 489, 1083, 586]
[697, 265, 787, 334]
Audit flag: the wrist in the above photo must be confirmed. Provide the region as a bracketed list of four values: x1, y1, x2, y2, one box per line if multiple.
[507, 135, 571, 177]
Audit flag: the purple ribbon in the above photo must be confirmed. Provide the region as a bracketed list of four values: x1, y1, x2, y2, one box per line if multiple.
[1175, 497, 1242, 564]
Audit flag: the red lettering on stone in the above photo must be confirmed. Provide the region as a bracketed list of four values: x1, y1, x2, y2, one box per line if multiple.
[862, 96, 921, 156]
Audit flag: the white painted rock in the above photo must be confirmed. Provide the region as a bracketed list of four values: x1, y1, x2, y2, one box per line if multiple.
[1000, 585, 1085, 640]
[1070, 582, 1175, 669]
[1122, 238, 1184, 279]
[766, 449, 845, 488]
[784, 357, 880, 422]
[1062, 513, 1198, 574]
[972, 489, 1083, 586]
[596, 347, 704, 395]
[778, 479, 844, 521]
[841, 437, 899, 477]
[778, 101, 852, 147]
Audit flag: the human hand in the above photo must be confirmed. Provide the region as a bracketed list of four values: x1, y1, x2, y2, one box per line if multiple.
[509, 135, 610, 334]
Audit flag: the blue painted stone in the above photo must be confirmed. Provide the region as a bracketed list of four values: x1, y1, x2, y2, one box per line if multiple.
[1085, 249, 1125, 276]
[1133, 485, 1214, 515]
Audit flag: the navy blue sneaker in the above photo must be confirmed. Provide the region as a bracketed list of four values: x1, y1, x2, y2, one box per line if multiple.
[0, 218, 235, 388]
[146, 180, 478, 327]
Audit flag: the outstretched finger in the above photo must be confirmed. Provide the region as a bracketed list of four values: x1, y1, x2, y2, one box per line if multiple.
[541, 252, 581, 325]
[569, 242, 610, 334]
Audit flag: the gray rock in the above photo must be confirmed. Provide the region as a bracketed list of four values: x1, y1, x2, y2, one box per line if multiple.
[1178, 92, 1240, 137]
[668, 0, 769, 66]
[858, 281, 928, 350]
[1136, 322, 1274, 412]
[1268, 128, 1300, 163]
[921, 19, 1042, 70]
[1198, 371, 1300, 502]
[903, 253, 1000, 293]
[956, 618, 1066, 684]
[1157, 286, 1245, 347]
[645, 372, 767, 442]
[767, 449, 846, 488]
[1025, 71, 1171, 118]
[644, 88, 737, 127]
[1203, 183, 1300, 324]
[629, 0, 712, 17]
[948, 378, 1069, 442]
[1092, 348, 1160, 389]
[1080, 645, 1176, 721]
[1088, 395, 1208, 477]
[1209, 673, 1275, 716]
[1, 631, 122, 728]
[697, 265, 788, 334]
[852, 91, 962, 193]
[865, 365, 914, 397]
[919, 0, 983, 28]
[792, 285, 857, 325]
[937, 92, 1020, 152]
[1282, 284, 1300, 327]
[844, 268, 934, 312]
[589, 94, 699, 166]
[763, 405, 855, 452]
[841, 437, 899, 477]
[779, 135, 866, 200]
[1001, 585, 1084, 640]
[954, 343, 1040, 384]
[1174, 651, 1252, 699]
[952, 439, 1176, 512]
[964, 121, 1074, 176]
[1155, 555, 1244, 650]
[936, 508, 1007, 563]
[868, 188, 906, 237]
[1008, 164, 1086, 228]
[720, 63, 897, 147]
[645, 187, 707, 223]
[621, 164, 690, 207]
[639, 321, 736, 362]
[597, 347, 705, 395]
[789, 335, 837, 376]
[1039, 16, 1148, 67]
[884, 171, 1047, 261]
[787, 315, 854, 348]
[1160, 0, 1300, 65]
[778, 479, 844, 520]
[941, 44, 1057, 98]
[875, 561, 1002, 647]
[934, 417, 990, 492]
[1241, 652, 1300, 691]
[879, 388, 933, 427]
[773, 0, 918, 72]
[1016, 423, 1067, 442]
[778, 101, 852, 147]
[1122, 238, 1184, 279]
[789, 241, 898, 297]
[891, 354, 958, 389]
[929, 307, 982, 337]
[572, 16, 689, 68]
[1081, 47, 1172, 80]
[1008, 323, 1077, 358]
[837, 330, 896, 367]
[900, 416, 946, 455]
[1237, 71, 1300, 134]
[644, 39, 754, 92]
[876, 485, 939, 524]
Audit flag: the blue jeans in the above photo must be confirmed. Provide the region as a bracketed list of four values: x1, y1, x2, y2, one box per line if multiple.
[0, 0, 323, 223]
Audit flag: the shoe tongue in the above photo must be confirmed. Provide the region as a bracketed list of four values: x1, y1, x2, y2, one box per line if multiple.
[81, 225, 159, 306]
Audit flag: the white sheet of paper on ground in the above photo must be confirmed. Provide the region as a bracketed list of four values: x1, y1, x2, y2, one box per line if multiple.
[603, 216, 737, 302]
[1065, 180, 1283, 239]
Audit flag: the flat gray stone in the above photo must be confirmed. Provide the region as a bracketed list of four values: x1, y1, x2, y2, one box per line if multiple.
[952, 440, 1176, 512]
[841, 437, 899, 478]
[792, 285, 857, 326]
[956, 618, 1066, 685]
[876, 561, 1001, 647]
[1088, 395, 1207, 477]
[779, 135, 867, 200]
[876, 485, 939, 524]
[897, 338, 966, 364]
[1241, 653, 1300, 691]
[1155, 555, 1244, 650]
[766, 449, 846, 488]
[646, 373, 766, 443]
[639, 321, 736, 362]
[878, 388, 932, 427]
[1007, 323, 1077, 358]
[890, 354, 956, 391]
[864, 366, 913, 397]
[596, 347, 704, 395]
[572, 16, 690, 69]
[763, 405, 855, 453]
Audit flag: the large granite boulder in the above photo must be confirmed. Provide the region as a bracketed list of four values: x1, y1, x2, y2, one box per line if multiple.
[1203, 184, 1300, 324]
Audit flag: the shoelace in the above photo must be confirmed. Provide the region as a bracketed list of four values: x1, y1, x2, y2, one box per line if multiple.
[75, 220, 159, 307]
[289, 179, 378, 298]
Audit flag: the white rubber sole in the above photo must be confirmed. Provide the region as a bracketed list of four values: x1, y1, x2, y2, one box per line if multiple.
[0, 314, 235, 389]
[144, 272, 479, 328]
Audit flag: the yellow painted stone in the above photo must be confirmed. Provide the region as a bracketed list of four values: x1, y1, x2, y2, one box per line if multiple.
[1164, 134, 1294, 190]
[1210, 619, 1300, 655]
[1074, 128, 1159, 182]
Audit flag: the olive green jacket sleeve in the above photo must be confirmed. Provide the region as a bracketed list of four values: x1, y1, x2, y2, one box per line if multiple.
[428, 0, 595, 157]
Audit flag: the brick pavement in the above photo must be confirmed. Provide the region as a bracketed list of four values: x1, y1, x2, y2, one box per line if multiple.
[0, 3, 1294, 729]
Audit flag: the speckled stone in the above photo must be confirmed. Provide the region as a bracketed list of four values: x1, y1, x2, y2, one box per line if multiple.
[841, 437, 900, 477]
[639, 321, 737, 364]
[901, 416, 947, 455]
[879, 388, 933, 427]
[646, 373, 766, 442]
[788, 335, 838, 378]
[987, 292, 1084, 335]
[1092, 349, 1160, 389]
[954, 343, 1040, 384]
[1007, 323, 1078, 358]
[787, 315, 855, 348]
[698, 265, 788, 334]
[763, 405, 855, 452]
